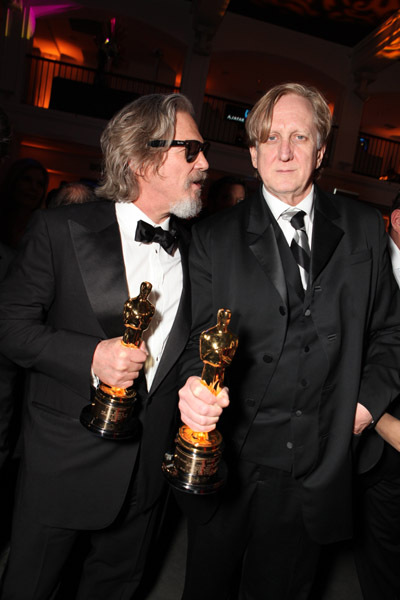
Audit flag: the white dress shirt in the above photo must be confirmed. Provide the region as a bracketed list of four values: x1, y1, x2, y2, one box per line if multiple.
[115, 201, 183, 390]
[388, 235, 400, 288]
[262, 185, 315, 250]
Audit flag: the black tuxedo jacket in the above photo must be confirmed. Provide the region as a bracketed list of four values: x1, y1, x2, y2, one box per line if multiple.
[182, 185, 400, 544]
[0, 201, 191, 529]
[0, 241, 19, 471]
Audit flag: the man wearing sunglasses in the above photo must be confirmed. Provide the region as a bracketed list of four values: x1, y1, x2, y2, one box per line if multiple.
[0, 93, 208, 599]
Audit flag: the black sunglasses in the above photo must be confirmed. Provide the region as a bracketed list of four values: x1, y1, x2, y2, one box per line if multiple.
[148, 139, 210, 163]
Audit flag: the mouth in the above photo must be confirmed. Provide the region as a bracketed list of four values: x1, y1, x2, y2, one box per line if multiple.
[191, 174, 207, 187]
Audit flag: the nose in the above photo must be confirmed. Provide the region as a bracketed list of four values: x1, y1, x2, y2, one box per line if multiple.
[278, 138, 293, 162]
[195, 150, 209, 171]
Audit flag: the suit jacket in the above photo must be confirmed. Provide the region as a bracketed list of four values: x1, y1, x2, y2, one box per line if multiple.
[0, 241, 19, 471]
[181, 185, 400, 544]
[0, 201, 191, 530]
[356, 234, 400, 481]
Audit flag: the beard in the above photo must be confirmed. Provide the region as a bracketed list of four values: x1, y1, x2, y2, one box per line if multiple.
[169, 173, 207, 219]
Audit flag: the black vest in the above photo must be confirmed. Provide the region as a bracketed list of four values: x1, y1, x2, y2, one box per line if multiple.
[241, 215, 329, 477]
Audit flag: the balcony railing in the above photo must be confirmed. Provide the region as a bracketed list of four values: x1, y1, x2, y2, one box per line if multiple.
[200, 94, 252, 148]
[25, 55, 179, 120]
[353, 132, 400, 182]
[23, 55, 400, 182]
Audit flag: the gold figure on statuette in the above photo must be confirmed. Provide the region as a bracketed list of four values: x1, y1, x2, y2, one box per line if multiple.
[163, 308, 238, 494]
[80, 281, 155, 440]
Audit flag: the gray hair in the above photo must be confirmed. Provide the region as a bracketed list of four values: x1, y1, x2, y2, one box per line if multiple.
[246, 82, 332, 150]
[96, 93, 195, 203]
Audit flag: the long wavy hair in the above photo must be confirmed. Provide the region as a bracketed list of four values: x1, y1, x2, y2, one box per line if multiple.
[96, 93, 195, 203]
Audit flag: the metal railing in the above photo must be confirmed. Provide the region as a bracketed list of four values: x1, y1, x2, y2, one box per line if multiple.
[353, 132, 400, 181]
[23, 56, 400, 181]
[25, 55, 179, 117]
[200, 94, 252, 148]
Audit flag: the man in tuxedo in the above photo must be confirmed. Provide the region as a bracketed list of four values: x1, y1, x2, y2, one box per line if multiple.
[0, 106, 23, 555]
[354, 192, 400, 599]
[0, 93, 208, 599]
[177, 83, 400, 599]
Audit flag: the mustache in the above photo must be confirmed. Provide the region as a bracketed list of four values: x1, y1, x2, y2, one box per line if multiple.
[190, 172, 208, 185]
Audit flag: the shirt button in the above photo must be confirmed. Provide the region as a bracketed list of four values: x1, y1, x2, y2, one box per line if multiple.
[279, 306, 286, 316]
[304, 346, 310, 353]
[287, 442, 293, 450]
[300, 379, 308, 388]
[304, 308, 311, 317]
[295, 410, 302, 417]
[263, 355, 273, 363]
[245, 398, 255, 407]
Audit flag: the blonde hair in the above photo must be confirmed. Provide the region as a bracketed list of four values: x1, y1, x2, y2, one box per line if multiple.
[96, 93, 195, 202]
[246, 83, 332, 150]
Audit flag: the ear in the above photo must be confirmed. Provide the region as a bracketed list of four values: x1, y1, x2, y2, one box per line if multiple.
[391, 209, 400, 234]
[129, 159, 146, 179]
[249, 146, 258, 169]
[316, 145, 326, 169]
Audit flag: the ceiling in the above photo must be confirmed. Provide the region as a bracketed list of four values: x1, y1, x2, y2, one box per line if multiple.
[227, 0, 400, 46]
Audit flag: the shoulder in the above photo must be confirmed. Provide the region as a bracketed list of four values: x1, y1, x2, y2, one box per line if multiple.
[193, 193, 252, 236]
[32, 200, 116, 232]
[316, 186, 385, 231]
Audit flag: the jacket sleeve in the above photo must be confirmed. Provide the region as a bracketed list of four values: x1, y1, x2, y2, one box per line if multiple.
[0, 211, 101, 398]
[357, 215, 400, 423]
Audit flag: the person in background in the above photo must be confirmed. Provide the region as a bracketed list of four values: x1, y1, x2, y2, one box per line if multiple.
[0, 157, 48, 247]
[0, 106, 24, 562]
[0, 92, 208, 599]
[207, 175, 246, 213]
[354, 191, 400, 600]
[177, 82, 400, 600]
[46, 181, 98, 208]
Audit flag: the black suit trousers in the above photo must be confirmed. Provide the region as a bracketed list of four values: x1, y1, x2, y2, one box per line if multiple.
[354, 467, 400, 600]
[1, 471, 163, 600]
[181, 461, 320, 600]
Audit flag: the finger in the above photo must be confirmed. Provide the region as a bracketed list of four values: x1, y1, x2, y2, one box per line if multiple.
[179, 389, 223, 419]
[179, 397, 222, 428]
[179, 409, 218, 432]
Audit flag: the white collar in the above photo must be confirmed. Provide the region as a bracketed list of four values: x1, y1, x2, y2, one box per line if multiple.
[115, 201, 171, 242]
[262, 185, 315, 223]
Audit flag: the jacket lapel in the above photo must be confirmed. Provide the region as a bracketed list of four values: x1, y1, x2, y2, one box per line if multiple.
[149, 218, 191, 395]
[69, 203, 129, 339]
[247, 189, 288, 307]
[310, 188, 344, 285]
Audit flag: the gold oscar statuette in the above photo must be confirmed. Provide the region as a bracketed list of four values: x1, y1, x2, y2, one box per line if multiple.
[162, 308, 238, 494]
[80, 281, 155, 440]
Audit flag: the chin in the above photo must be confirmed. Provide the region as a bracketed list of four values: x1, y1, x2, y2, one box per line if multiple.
[170, 196, 202, 219]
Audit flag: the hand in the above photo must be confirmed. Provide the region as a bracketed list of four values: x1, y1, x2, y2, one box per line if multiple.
[375, 413, 400, 452]
[92, 338, 148, 388]
[353, 402, 373, 435]
[178, 375, 230, 432]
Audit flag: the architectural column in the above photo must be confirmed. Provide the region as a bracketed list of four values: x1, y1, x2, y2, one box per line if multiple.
[180, 0, 230, 123]
[180, 49, 211, 123]
[0, 2, 34, 102]
[331, 9, 400, 172]
[330, 79, 366, 172]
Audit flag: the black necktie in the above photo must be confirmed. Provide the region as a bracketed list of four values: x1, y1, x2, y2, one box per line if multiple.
[135, 220, 178, 256]
[286, 209, 311, 288]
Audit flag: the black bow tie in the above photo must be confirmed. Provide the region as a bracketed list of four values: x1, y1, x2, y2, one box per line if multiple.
[135, 220, 178, 256]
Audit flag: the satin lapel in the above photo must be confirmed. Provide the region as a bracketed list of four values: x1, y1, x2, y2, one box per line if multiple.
[310, 188, 344, 285]
[149, 219, 191, 395]
[69, 210, 129, 339]
[247, 191, 288, 307]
